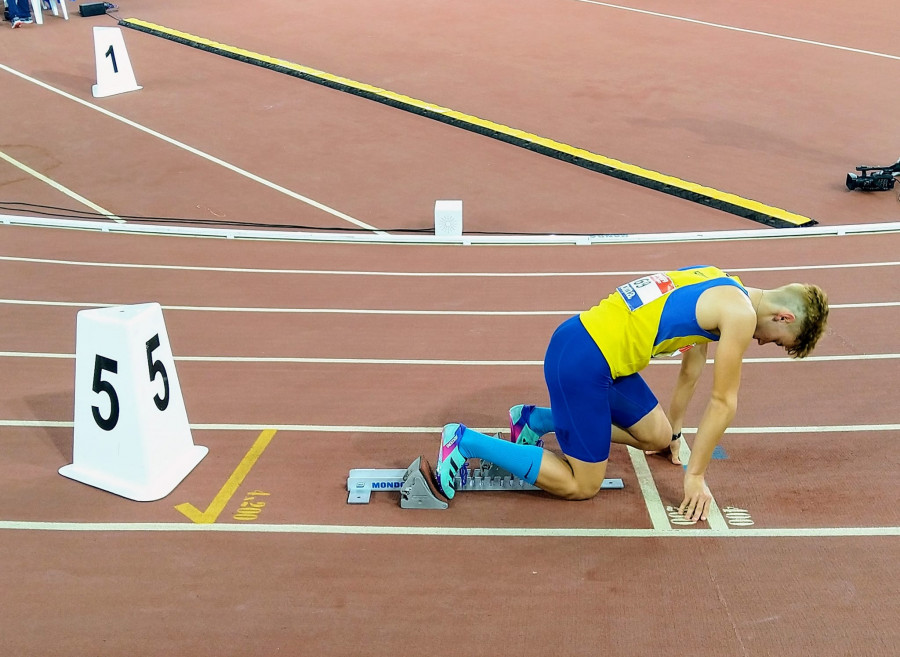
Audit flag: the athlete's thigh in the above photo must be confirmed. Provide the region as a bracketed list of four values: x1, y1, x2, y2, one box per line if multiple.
[609, 373, 658, 427]
[543, 317, 614, 463]
[609, 373, 671, 443]
[625, 403, 671, 447]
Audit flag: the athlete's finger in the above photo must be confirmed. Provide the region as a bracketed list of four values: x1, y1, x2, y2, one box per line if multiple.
[691, 496, 710, 522]
[699, 497, 712, 521]
[690, 499, 703, 521]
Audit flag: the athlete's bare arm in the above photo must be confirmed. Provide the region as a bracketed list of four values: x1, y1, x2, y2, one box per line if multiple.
[679, 286, 756, 521]
[646, 342, 708, 465]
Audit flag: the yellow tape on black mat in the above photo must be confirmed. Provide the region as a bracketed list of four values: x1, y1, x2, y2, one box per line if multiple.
[121, 18, 815, 229]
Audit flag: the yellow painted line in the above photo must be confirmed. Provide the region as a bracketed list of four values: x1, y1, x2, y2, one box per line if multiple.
[0, 149, 123, 223]
[175, 428, 276, 524]
[120, 18, 815, 228]
[0, 63, 377, 233]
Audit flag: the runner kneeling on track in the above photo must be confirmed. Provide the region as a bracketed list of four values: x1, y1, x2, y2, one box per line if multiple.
[435, 265, 829, 522]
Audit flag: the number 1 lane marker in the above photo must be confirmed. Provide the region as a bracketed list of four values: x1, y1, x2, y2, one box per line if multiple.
[175, 429, 276, 524]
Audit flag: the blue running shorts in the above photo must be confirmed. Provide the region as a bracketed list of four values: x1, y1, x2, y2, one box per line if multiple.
[542, 316, 658, 463]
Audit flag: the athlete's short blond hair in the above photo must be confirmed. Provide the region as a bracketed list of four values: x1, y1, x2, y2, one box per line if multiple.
[788, 284, 829, 359]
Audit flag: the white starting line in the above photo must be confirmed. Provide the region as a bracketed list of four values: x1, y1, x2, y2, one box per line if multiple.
[0, 520, 897, 538]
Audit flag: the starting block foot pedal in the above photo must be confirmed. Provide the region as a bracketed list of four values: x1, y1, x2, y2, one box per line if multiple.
[399, 456, 449, 510]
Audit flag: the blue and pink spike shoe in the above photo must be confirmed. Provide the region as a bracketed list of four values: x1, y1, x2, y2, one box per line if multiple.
[508, 404, 544, 447]
[435, 423, 469, 499]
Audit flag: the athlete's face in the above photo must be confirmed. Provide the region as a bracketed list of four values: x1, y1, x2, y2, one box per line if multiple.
[753, 319, 797, 351]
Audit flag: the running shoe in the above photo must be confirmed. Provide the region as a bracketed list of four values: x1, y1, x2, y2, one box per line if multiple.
[21, 16, 34, 23]
[11, 18, 23, 28]
[508, 404, 543, 446]
[435, 423, 468, 500]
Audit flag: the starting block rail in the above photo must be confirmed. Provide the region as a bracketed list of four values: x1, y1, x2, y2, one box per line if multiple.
[348, 456, 624, 510]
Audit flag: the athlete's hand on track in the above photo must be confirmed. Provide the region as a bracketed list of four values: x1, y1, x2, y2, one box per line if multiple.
[679, 474, 712, 522]
[644, 435, 682, 465]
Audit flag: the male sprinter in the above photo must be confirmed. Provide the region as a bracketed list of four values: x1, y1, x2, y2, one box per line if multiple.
[434, 266, 828, 522]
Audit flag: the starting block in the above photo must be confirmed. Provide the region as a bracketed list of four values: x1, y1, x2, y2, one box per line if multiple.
[348, 455, 624, 510]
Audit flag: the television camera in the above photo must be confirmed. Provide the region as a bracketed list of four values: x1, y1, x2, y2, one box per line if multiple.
[845, 157, 900, 191]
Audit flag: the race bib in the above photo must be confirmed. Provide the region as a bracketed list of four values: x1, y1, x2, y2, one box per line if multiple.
[616, 273, 676, 312]
[654, 344, 695, 359]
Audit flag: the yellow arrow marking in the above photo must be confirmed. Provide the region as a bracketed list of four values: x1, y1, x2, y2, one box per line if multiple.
[175, 429, 277, 524]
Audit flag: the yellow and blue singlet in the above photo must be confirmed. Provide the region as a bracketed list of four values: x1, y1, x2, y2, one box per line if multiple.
[579, 265, 747, 378]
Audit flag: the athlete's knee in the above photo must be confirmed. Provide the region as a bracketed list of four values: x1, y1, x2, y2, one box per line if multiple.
[629, 410, 672, 451]
[644, 430, 671, 452]
[557, 483, 600, 500]
[556, 474, 605, 500]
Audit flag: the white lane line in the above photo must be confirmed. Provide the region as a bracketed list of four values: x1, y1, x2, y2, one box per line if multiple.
[1, 254, 899, 276]
[627, 447, 671, 530]
[0, 299, 897, 314]
[0, 351, 539, 365]
[675, 439, 729, 531]
[571, 0, 900, 61]
[3, 420, 897, 434]
[730, 263, 900, 274]
[689, 425, 900, 435]
[0, 520, 896, 537]
[0, 64, 381, 234]
[0, 151, 123, 223]
[2, 351, 898, 365]
[832, 302, 900, 309]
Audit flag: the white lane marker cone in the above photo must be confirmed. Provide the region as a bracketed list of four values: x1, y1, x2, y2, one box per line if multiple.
[92, 26, 142, 98]
[60, 303, 207, 501]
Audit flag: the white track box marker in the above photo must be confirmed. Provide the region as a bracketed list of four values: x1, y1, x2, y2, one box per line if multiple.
[434, 200, 463, 237]
[60, 303, 207, 501]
